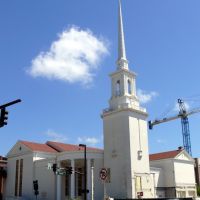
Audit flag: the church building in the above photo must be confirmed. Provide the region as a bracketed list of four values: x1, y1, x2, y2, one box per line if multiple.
[3, 1, 197, 200]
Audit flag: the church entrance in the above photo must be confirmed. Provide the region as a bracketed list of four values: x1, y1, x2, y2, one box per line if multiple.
[61, 159, 85, 200]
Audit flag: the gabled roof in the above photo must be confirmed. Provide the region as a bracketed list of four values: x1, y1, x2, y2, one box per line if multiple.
[46, 141, 103, 153]
[149, 149, 182, 161]
[17, 140, 103, 154]
[20, 141, 58, 153]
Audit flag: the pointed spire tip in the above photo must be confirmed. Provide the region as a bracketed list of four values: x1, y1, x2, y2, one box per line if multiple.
[117, 0, 128, 70]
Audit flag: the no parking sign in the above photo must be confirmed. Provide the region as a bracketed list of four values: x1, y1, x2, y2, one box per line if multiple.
[100, 168, 110, 182]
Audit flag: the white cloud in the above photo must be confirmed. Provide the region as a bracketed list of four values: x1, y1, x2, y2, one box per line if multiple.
[77, 136, 100, 146]
[156, 139, 166, 144]
[45, 129, 68, 142]
[28, 26, 108, 86]
[137, 89, 158, 104]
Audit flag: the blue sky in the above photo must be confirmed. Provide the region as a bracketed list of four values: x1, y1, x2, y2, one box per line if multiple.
[1, 0, 200, 157]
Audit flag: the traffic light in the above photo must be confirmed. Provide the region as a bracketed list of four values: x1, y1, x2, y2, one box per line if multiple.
[68, 167, 73, 174]
[81, 189, 89, 194]
[0, 167, 7, 178]
[52, 163, 57, 173]
[66, 167, 73, 174]
[33, 180, 39, 196]
[0, 108, 8, 127]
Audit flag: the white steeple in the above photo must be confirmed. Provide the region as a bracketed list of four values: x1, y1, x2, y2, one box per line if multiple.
[117, 0, 129, 70]
[109, 0, 142, 110]
[108, 0, 140, 111]
[102, 2, 152, 199]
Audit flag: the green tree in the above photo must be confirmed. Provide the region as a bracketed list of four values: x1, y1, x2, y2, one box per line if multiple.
[197, 185, 200, 196]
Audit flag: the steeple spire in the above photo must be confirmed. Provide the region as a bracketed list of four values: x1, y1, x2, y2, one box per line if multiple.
[107, 0, 142, 111]
[117, 0, 129, 70]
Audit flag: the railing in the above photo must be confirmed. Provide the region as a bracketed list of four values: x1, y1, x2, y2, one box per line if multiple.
[103, 103, 146, 114]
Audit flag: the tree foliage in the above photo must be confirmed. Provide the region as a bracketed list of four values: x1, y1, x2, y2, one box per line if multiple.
[197, 185, 200, 196]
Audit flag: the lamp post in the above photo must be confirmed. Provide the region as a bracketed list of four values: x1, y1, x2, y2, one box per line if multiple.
[79, 144, 87, 200]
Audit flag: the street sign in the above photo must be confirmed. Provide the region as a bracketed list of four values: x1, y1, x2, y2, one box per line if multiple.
[47, 163, 52, 170]
[137, 191, 143, 197]
[57, 168, 66, 176]
[100, 168, 108, 181]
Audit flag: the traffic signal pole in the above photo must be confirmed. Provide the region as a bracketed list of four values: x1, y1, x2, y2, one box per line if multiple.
[0, 99, 21, 110]
[0, 99, 21, 128]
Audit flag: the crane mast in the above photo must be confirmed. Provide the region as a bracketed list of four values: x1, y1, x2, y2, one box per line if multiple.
[178, 99, 192, 156]
[149, 99, 200, 156]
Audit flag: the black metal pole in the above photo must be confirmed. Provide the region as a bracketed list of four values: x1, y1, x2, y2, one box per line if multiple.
[79, 144, 87, 200]
[0, 99, 21, 109]
[84, 145, 87, 200]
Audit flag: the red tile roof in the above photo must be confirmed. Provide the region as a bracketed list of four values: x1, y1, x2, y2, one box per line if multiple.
[149, 149, 182, 161]
[20, 141, 58, 153]
[19, 140, 103, 153]
[46, 141, 103, 153]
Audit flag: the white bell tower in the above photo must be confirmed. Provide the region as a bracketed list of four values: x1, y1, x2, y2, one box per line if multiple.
[102, 0, 153, 198]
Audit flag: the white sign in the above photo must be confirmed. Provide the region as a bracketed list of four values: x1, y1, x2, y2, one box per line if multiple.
[47, 163, 52, 170]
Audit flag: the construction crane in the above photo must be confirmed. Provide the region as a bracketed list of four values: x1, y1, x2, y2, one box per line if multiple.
[149, 99, 200, 156]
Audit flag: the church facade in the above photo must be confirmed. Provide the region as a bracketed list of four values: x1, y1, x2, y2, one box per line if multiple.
[3, 1, 197, 200]
[4, 141, 196, 200]
[5, 140, 104, 200]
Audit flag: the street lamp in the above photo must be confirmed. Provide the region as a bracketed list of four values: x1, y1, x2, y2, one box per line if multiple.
[79, 144, 87, 200]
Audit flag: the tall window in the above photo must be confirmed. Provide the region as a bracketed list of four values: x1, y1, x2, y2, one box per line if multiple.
[115, 80, 121, 96]
[128, 79, 131, 94]
[19, 159, 23, 196]
[15, 160, 19, 196]
[15, 159, 23, 197]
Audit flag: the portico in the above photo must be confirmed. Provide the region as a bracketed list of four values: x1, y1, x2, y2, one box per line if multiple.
[56, 151, 103, 200]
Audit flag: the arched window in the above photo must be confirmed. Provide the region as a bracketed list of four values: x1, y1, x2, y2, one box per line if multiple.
[128, 79, 131, 94]
[116, 80, 120, 96]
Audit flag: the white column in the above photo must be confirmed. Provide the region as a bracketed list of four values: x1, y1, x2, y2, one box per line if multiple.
[91, 160, 94, 200]
[57, 162, 62, 200]
[70, 159, 75, 199]
[87, 159, 91, 200]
